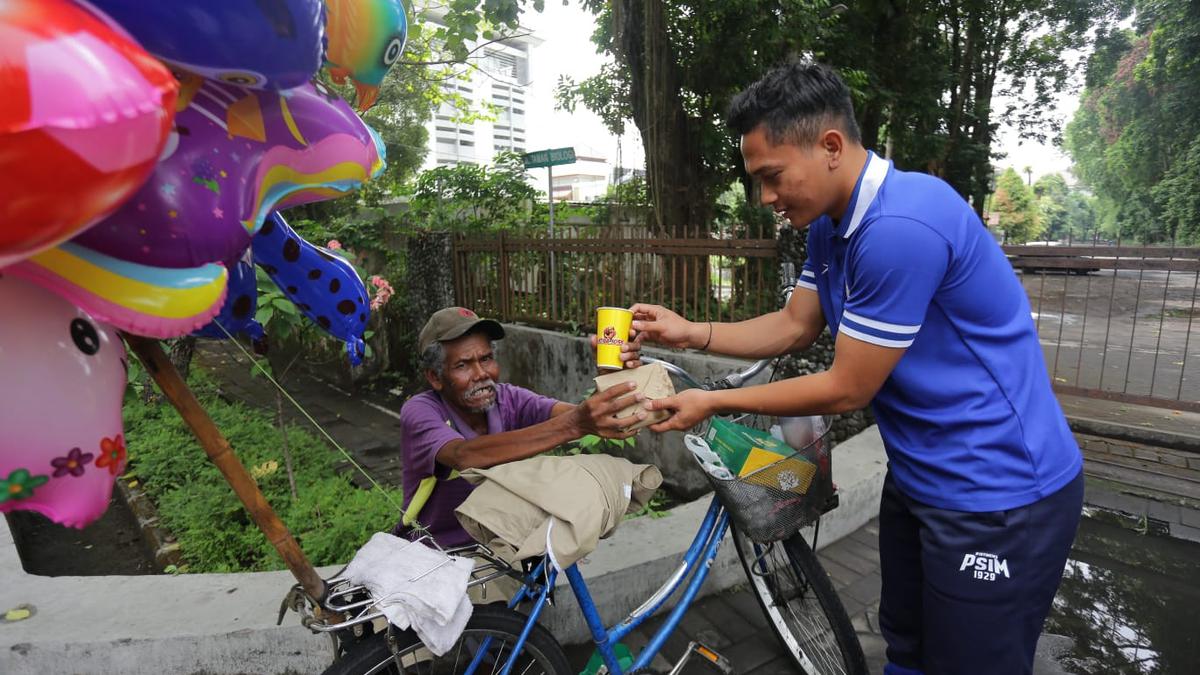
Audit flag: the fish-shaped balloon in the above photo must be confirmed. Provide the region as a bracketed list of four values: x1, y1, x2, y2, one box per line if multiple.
[73, 77, 386, 269]
[6, 241, 228, 339]
[253, 213, 369, 365]
[85, 0, 326, 90]
[324, 0, 408, 111]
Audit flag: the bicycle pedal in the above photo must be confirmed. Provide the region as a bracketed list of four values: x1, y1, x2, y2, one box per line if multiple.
[668, 641, 732, 675]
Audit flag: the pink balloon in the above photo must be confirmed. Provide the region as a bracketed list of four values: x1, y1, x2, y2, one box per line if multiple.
[0, 275, 128, 528]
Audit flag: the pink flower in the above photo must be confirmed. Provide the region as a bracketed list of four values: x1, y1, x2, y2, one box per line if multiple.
[327, 240, 342, 250]
[368, 276, 394, 310]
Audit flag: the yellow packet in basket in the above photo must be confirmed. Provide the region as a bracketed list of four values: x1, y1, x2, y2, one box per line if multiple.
[704, 417, 817, 493]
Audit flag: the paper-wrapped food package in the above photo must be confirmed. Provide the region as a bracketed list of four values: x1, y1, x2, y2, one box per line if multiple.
[593, 362, 676, 431]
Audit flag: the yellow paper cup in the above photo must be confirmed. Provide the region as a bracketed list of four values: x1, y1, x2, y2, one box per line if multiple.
[596, 306, 633, 370]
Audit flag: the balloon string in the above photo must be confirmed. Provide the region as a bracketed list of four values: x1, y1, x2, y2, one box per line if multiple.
[212, 323, 404, 514]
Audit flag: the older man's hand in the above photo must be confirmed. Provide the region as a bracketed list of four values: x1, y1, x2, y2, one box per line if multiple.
[570, 381, 645, 439]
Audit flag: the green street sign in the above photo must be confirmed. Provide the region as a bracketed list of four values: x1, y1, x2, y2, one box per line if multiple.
[523, 147, 576, 169]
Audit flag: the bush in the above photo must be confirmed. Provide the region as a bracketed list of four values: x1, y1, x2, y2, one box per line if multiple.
[122, 372, 402, 573]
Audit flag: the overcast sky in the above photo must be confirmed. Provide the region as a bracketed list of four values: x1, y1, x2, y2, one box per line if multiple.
[518, 1, 1081, 185]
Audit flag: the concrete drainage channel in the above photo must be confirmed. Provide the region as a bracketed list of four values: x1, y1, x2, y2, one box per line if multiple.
[0, 428, 889, 675]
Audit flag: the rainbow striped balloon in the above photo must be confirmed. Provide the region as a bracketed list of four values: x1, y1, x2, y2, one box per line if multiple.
[6, 242, 227, 339]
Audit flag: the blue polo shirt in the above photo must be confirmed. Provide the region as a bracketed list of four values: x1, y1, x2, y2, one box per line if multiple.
[798, 151, 1081, 512]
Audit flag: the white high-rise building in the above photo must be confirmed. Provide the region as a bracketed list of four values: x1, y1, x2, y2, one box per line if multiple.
[420, 22, 542, 169]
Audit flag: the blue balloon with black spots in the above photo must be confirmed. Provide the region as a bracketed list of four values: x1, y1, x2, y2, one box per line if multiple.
[193, 250, 265, 341]
[252, 212, 369, 365]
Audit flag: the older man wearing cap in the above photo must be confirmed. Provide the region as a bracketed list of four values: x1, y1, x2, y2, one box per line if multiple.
[395, 307, 644, 549]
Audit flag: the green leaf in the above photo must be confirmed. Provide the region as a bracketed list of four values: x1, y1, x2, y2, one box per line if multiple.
[270, 298, 299, 315]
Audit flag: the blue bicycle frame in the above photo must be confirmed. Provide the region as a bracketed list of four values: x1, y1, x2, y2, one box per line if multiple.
[459, 496, 731, 675]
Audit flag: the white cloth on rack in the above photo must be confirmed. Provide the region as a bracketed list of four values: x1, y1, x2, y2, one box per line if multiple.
[342, 532, 474, 656]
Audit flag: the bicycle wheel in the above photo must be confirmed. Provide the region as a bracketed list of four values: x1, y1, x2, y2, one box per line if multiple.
[731, 524, 867, 675]
[321, 605, 572, 675]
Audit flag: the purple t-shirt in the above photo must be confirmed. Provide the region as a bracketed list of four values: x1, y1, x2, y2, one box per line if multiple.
[397, 383, 558, 547]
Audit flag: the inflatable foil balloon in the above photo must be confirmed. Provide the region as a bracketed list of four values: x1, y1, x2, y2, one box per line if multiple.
[253, 213, 369, 364]
[74, 77, 386, 269]
[0, 276, 128, 528]
[194, 250, 265, 341]
[324, 0, 409, 111]
[0, 0, 177, 268]
[5, 242, 228, 339]
[85, 0, 325, 90]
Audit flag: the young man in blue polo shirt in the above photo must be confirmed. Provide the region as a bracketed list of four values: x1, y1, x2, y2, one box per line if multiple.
[631, 60, 1084, 674]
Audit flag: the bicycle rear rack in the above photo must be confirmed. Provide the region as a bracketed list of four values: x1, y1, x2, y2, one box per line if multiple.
[278, 542, 524, 634]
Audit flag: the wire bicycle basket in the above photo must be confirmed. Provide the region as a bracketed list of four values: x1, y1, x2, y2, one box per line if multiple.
[687, 414, 836, 543]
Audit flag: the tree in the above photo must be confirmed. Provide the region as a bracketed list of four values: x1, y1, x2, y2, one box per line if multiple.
[404, 151, 540, 232]
[1064, 0, 1200, 244]
[558, 0, 1123, 239]
[1033, 174, 1099, 241]
[992, 168, 1043, 242]
[821, 0, 1121, 216]
[1034, 173, 1071, 240]
[557, 1, 833, 236]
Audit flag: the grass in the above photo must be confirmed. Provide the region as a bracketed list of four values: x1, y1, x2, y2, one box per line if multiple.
[122, 371, 403, 573]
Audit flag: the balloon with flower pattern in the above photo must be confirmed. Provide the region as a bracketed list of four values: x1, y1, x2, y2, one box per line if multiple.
[0, 276, 128, 528]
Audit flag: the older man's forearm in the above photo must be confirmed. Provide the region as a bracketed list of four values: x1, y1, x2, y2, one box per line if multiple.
[436, 413, 581, 470]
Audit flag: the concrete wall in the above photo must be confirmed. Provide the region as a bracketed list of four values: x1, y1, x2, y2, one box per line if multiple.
[495, 324, 775, 499]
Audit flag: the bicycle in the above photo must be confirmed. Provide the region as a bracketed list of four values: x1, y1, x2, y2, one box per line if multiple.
[283, 265, 867, 675]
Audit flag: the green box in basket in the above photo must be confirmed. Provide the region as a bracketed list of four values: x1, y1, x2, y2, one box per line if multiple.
[704, 417, 818, 493]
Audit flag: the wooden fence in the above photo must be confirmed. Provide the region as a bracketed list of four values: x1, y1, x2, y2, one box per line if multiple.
[452, 229, 781, 331]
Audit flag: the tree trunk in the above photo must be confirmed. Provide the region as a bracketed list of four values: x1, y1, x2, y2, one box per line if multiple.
[613, 0, 712, 313]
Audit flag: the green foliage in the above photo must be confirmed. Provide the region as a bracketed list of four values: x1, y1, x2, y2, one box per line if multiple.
[991, 168, 1043, 243]
[585, 175, 651, 224]
[404, 151, 542, 232]
[122, 373, 402, 572]
[1065, 0, 1200, 243]
[1033, 173, 1099, 241]
[625, 490, 671, 520]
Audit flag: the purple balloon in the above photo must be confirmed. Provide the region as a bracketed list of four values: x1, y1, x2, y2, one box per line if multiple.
[74, 77, 386, 268]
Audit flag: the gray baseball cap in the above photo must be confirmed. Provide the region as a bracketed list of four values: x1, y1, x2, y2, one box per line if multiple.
[417, 307, 505, 353]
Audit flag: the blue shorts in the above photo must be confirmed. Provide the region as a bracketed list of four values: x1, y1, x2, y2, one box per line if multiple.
[878, 470, 1084, 675]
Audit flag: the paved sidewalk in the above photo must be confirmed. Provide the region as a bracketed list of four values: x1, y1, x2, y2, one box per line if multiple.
[566, 517, 1075, 674]
[564, 522, 888, 674]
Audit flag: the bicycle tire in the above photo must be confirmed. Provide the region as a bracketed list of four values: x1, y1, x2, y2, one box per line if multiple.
[731, 524, 867, 675]
[320, 604, 572, 675]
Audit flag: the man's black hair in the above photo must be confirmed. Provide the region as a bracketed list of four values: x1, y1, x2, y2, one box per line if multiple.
[727, 58, 862, 146]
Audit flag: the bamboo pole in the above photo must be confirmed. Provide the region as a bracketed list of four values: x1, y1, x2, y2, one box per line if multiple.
[124, 334, 326, 603]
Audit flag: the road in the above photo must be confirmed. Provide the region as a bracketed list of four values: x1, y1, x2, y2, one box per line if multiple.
[1021, 269, 1199, 404]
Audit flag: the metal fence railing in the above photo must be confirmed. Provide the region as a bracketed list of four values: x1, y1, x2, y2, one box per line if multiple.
[452, 226, 779, 332]
[1006, 241, 1200, 412]
[450, 224, 1198, 412]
